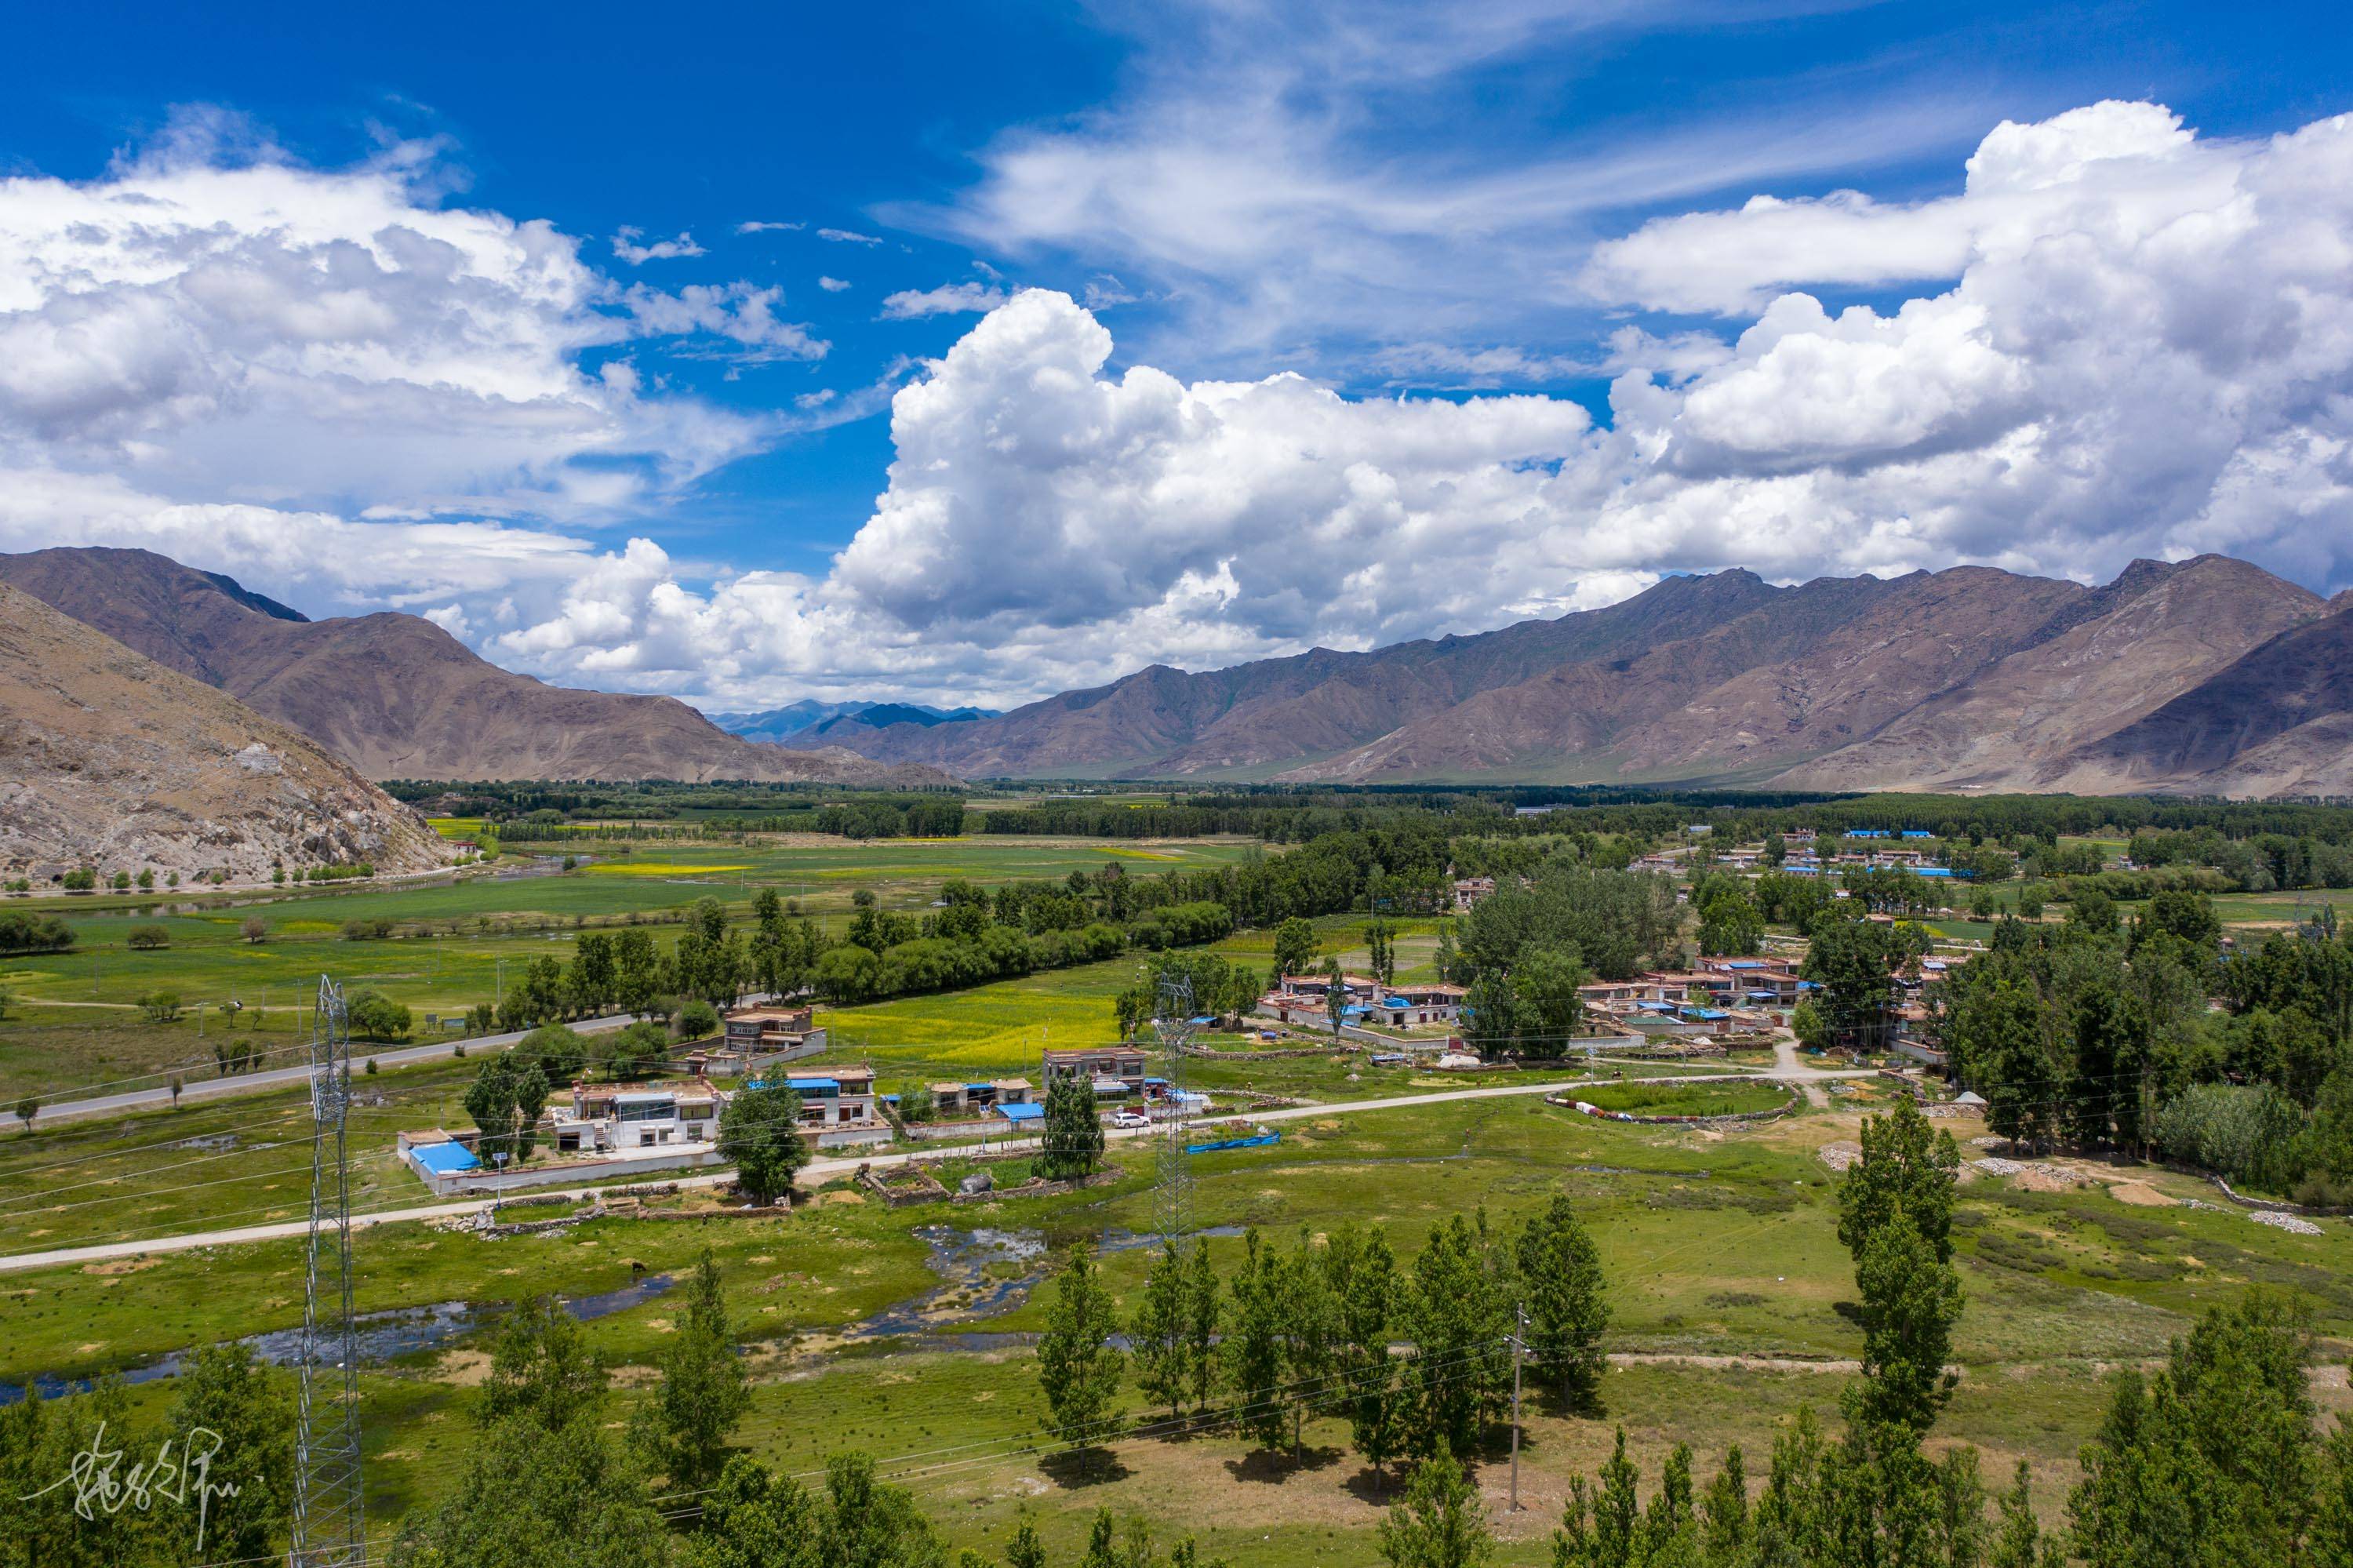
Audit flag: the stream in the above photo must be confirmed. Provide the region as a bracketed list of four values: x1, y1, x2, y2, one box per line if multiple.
[6, 1220, 1253, 1401]
[2, 1271, 678, 1403]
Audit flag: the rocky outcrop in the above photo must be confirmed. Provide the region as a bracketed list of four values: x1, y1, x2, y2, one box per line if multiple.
[0, 582, 455, 882]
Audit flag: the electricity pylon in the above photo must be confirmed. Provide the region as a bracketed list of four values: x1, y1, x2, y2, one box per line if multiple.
[290, 976, 365, 1568]
[1152, 977, 1198, 1248]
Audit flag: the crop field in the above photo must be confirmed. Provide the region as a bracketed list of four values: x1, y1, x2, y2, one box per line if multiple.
[4, 1090, 2347, 1565]
[2211, 890, 2348, 928]
[0, 833, 1269, 1097]
[818, 914, 1448, 1082]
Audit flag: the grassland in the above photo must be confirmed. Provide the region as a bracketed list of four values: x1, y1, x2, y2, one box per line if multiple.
[6, 1092, 2348, 1564]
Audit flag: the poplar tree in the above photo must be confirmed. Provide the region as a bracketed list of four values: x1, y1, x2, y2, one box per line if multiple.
[1038, 1241, 1125, 1455]
[1517, 1195, 1609, 1414]
[1184, 1235, 1223, 1414]
[649, 1250, 750, 1490]
[1329, 1224, 1403, 1486]
[1040, 1070, 1104, 1181]
[1226, 1227, 1290, 1451]
[1130, 1239, 1192, 1422]
[1379, 1442, 1494, 1568]
[1282, 1228, 1337, 1459]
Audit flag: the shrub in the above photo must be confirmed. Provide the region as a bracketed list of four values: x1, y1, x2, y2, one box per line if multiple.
[140, 991, 184, 1024]
[346, 988, 413, 1042]
[0, 912, 74, 955]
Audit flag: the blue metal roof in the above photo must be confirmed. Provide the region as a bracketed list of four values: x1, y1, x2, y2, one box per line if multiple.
[1681, 1007, 1729, 1020]
[1718, 960, 1768, 970]
[1901, 830, 1933, 839]
[996, 1101, 1046, 1122]
[965, 1082, 993, 1091]
[787, 1077, 840, 1092]
[412, 1142, 478, 1175]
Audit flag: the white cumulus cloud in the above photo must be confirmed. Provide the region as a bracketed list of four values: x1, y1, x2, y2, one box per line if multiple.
[12, 100, 2353, 716]
[496, 101, 2353, 707]
[0, 124, 800, 619]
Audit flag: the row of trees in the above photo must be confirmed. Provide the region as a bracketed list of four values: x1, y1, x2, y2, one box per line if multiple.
[1537, 1291, 2353, 1568]
[1036, 1199, 1609, 1486]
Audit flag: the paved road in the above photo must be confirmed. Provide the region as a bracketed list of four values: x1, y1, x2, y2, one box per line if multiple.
[24, 1013, 648, 1126]
[24, 994, 785, 1126]
[0, 1066, 1871, 1274]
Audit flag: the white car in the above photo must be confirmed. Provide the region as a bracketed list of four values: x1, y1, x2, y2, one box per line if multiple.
[1107, 1109, 1152, 1130]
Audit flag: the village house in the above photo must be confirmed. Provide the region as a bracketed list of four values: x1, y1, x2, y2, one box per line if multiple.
[766, 1064, 887, 1145]
[1697, 955, 1803, 1006]
[926, 1078, 1035, 1116]
[1451, 876, 1496, 911]
[1363, 981, 1466, 1027]
[700, 1003, 829, 1076]
[557, 1076, 728, 1153]
[1042, 1046, 1155, 1099]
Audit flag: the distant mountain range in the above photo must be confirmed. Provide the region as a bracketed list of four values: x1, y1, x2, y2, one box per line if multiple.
[781, 555, 2353, 798]
[0, 580, 451, 880]
[0, 549, 960, 788]
[707, 700, 998, 744]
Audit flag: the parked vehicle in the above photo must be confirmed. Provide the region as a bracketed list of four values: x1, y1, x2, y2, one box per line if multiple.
[1107, 1109, 1151, 1129]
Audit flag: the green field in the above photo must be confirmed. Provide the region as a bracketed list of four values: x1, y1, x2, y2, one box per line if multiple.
[0, 834, 1268, 1099]
[5, 1093, 2348, 1563]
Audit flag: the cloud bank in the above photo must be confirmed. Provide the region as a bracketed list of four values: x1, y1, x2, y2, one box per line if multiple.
[4, 102, 2351, 711]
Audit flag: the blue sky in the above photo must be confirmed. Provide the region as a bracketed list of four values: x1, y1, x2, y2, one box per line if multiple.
[1, 2, 2348, 708]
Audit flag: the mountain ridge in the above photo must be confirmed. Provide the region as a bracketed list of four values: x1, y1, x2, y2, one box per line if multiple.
[0, 548, 960, 788]
[784, 555, 2338, 797]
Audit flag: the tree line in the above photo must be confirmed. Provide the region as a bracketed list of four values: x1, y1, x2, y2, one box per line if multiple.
[1035, 1199, 1609, 1487]
[1933, 892, 2353, 1203]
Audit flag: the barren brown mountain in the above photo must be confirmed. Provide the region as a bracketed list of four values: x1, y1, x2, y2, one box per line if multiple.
[0, 548, 956, 787]
[791, 555, 2340, 796]
[0, 581, 453, 883]
[2035, 603, 2353, 797]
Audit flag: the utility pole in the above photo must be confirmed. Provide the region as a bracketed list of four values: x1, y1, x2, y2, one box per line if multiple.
[1509, 1304, 1526, 1512]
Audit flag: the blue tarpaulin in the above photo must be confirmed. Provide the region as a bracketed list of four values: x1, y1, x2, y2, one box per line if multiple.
[996, 1102, 1046, 1123]
[412, 1142, 478, 1175]
[1187, 1131, 1279, 1154]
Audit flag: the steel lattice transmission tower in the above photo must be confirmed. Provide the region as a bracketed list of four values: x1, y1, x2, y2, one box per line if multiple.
[291, 975, 365, 1568]
[1151, 977, 1198, 1248]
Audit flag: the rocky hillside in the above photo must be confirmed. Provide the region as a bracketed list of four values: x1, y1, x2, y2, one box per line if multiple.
[0, 582, 453, 883]
[789, 555, 2338, 797]
[0, 549, 958, 787]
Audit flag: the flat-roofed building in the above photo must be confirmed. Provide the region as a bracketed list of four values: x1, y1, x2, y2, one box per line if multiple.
[1042, 1046, 1151, 1098]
